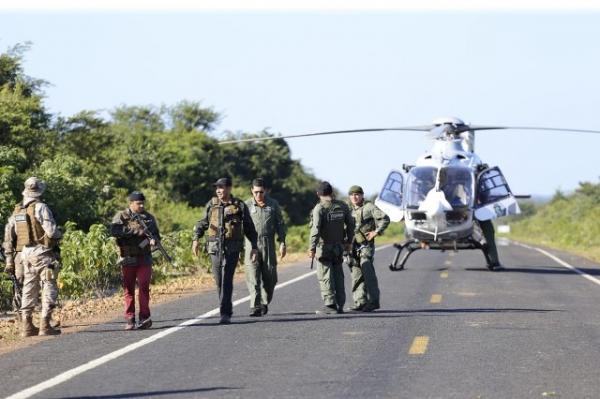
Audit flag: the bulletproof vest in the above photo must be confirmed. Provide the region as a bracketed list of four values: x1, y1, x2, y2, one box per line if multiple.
[354, 202, 376, 244]
[13, 201, 48, 251]
[116, 210, 153, 257]
[320, 200, 346, 244]
[208, 197, 244, 241]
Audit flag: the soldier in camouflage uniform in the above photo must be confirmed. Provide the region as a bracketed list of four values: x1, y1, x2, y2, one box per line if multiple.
[347, 185, 390, 312]
[309, 181, 354, 315]
[244, 178, 286, 317]
[192, 177, 258, 324]
[110, 191, 161, 330]
[6, 177, 62, 337]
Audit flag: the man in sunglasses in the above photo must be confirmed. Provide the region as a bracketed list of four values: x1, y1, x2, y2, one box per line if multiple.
[244, 178, 286, 317]
[192, 177, 258, 324]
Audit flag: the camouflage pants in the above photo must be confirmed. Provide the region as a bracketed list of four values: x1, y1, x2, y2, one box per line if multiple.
[244, 252, 277, 310]
[316, 261, 345, 308]
[14, 252, 24, 283]
[20, 249, 59, 318]
[350, 245, 380, 306]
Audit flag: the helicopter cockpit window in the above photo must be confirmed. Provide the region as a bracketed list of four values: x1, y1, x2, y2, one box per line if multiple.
[379, 171, 403, 206]
[406, 166, 437, 208]
[477, 167, 512, 204]
[440, 168, 473, 208]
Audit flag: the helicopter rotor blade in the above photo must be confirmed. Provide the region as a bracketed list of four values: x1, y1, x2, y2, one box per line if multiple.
[465, 125, 600, 134]
[218, 123, 600, 145]
[217, 126, 432, 144]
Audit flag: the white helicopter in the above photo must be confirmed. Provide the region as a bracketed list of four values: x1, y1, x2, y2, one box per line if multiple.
[220, 117, 600, 271]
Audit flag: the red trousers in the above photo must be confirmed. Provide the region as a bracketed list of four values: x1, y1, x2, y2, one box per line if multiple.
[122, 259, 152, 320]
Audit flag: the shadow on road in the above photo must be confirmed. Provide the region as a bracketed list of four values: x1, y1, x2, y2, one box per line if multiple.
[74, 307, 562, 333]
[50, 386, 239, 398]
[465, 265, 600, 275]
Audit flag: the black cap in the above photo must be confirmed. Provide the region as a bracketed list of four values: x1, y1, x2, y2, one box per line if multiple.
[213, 177, 232, 187]
[316, 181, 333, 196]
[252, 177, 266, 188]
[128, 191, 146, 201]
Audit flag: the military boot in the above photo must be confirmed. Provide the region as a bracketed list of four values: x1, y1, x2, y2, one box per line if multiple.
[21, 314, 39, 338]
[39, 315, 61, 336]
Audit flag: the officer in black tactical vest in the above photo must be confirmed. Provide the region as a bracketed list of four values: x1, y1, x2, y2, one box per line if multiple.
[308, 181, 354, 315]
[110, 191, 161, 330]
[5, 177, 62, 337]
[192, 177, 258, 324]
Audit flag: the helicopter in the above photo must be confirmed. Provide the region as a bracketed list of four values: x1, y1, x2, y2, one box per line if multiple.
[219, 117, 600, 271]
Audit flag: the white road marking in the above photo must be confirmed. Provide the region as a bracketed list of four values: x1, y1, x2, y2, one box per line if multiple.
[513, 241, 600, 287]
[7, 244, 393, 399]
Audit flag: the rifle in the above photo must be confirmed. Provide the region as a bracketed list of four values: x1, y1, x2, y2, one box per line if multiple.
[310, 256, 315, 270]
[0, 248, 22, 312]
[8, 272, 22, 312]
[216, 204, 225, 268]
[130, 212, 173, 264]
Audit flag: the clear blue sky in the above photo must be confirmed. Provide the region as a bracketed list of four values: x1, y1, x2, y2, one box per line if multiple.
[1, 12, 599, 196]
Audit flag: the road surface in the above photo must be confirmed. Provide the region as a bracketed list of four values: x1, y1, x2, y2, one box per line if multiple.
[3, 241, 600, 398]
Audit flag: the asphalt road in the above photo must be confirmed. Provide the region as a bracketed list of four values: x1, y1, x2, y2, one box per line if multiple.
[3, 240, 600, 399]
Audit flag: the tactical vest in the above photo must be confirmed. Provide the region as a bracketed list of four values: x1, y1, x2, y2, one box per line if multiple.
[208, 197, 244, 241]
[13, 201, 49, 251]
[116, 210, 153, 257]
[354, 203, 376, 244]
[320, 200, 346, 244]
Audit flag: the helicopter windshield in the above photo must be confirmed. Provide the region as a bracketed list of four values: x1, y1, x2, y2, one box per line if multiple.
[406, 166, 473, 208]
[406, 166, 437, 208]
[440, 168, 474, 208]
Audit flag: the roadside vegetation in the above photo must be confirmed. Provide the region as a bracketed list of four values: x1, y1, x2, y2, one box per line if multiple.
[505, 181, 600, 263]
[0, 43, 324, 311]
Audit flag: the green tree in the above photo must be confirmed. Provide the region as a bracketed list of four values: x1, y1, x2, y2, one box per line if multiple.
[168, 100, 220, 132]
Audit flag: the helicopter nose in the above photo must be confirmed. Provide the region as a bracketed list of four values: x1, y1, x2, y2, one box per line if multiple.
[418, 189, 452, 219]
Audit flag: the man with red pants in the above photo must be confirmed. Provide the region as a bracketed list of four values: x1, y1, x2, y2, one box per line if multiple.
[110, 191, 160, 330]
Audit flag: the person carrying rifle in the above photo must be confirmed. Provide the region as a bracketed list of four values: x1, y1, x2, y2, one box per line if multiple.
[110, 191, 161, 330]
[5, 177, 62, 337]
[347, 185, 390, 312]
[192, 177, 258, 325]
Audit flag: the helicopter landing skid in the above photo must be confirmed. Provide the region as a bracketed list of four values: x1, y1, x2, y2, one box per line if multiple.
[388, 239, 496, 271]
[389, 241, 420, 271]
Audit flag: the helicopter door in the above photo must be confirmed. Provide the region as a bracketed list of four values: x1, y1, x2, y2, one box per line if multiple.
[474, 166, 521, 221]
[375, 170, 404, 222]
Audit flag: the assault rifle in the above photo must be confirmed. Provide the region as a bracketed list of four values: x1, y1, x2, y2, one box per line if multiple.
[8, 273, 22, 312]
[0, 249, 22, 312]
[215, 204, 225, 268]
[130, 212, 173, 264]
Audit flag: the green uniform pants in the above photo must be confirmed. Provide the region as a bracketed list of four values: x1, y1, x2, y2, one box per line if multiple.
[350, 245, 380, 307]
[316, 260, 345, 308]
[244, 252, 277, 310]
[480, 220, 499, 265]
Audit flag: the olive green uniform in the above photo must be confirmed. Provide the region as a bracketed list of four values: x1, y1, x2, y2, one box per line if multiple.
[193, 196, 258, 317]
[244, 196, 286, 312]
[349, 201, 390, 308]
[480, 219, 500, 266]
[309, 199, 354, 309]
